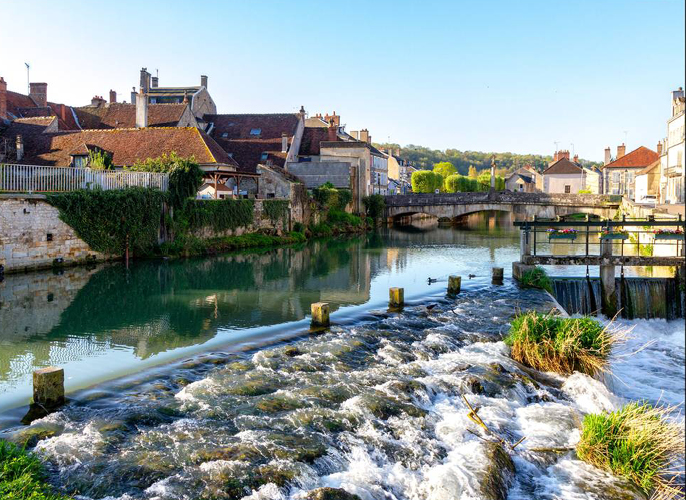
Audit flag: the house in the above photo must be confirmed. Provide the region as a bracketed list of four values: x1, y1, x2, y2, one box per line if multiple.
[635, 160, 661, 203]
[198, 182, 234, 199]
[0, 76, 80, 130]
[386, 149, 415, 192]
[659, 87, 685, 204]
[542, 151, 601, 194]
[602, 144, 658, 200]
[505, 165, 540, 192]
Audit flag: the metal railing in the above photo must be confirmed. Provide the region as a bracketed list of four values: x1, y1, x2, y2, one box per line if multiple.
[0, 164, 169, 193]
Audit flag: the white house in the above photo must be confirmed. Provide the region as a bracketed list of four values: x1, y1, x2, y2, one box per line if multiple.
[660, 87, 685, 204]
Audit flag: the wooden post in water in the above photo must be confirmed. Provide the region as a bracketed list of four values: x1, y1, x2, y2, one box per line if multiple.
[33, 367, 64, 408]
[492, 267, 504, 285]
[448, 276, 461, 295]
[311, 302, 330, 327]
[600, 239, 616, 316]
[389, 287, 404, 307]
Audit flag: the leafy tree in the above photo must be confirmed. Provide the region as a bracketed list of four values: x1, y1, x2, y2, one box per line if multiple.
[130, 152, 204, 209]
[362, 194, 385, 219]
[412, 170, 443, 193]
[433, 161, 456, 180]
[468, 165, 478, 178]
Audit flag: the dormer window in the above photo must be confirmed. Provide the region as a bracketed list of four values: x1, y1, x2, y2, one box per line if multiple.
[260, 153, 269, 161]
[222, 132, 229, 138]
[249, 128, 261, 136]
[72, 155, 88, 168]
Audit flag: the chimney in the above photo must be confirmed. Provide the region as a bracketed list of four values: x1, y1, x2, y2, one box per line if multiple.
[657, 141, 663, 156]
[151, 76, 158, 88]
[0, 77, 6, 119]
[109, 89, 117, 104]
[136, 89, 148, 128]
[200, 75, 208, 88]
[16, 135, 24, 161]
[298, 105, 306, 120]
[327, 119, 337, 141]
[91, 95, 106, 107]
[139, 68, 150, 93]
[359, 129, 370, 143]
[573, 154, 579, 163]
[29, 82, 48, 107]
[59, 104, 66, 122]
[324, 111, 340, 127]
[131, 87, 137, 105]
[183, 90, 189, 104]
[604, 147, 611, 165]
[281, 133, 289, 153]
[617, 143, 626, 159]
[673, 87, 684, 101]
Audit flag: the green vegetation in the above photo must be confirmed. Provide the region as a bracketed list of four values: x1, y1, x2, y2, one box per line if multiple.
[519, 266, 553, 293]
[432, 161, 457, 180]
[327, 209, 362, 227]
[263, 199, 289, 227]
[411, 170, 443, 193]
[504, 311, 615, 375]
[312, 182, 351, 211]
[160, 231, 306, 257]
[47, 188, 166, 256]
[362, 194, 385, 220]
[374, 142, 602, 175]
[87, 149, 114, 170]
[578, 188, 592, 194]
[577, 402, 684, 499]
[0, 440, 72, 500]
[176, 198, 254, 233]
[129, 153, 204, 209]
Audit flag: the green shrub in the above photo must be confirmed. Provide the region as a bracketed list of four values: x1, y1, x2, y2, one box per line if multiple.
[312, 183, 351, 211]
[445, 174, 478, 193]
[362, 194, 385, 219]
[262, 199, 289, 226]
[310, 223, 333, 237]
[293, 222, 305, 233]
[178, 199, 254, 233]
[328, 209, 362, 227]
[46, 188, 165, 256]
[129, 153, 204, 209]
[411, 170, 443, 193]
[0, 439, 72, 499]
[87, 149, 114, 170]
[520, 266, 553, 293]
[577, 402, 684, 499]
[504, 311, 613, 375]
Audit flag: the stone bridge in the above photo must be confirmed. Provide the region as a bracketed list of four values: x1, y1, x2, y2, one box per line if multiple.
[384, 192, 622, 221]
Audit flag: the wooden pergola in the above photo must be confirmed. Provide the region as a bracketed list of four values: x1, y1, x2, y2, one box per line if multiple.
[202, 166, 260, 199]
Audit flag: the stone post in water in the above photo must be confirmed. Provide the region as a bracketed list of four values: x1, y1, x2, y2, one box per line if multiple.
[492, 267, 504, 285]
[448, 276, 461, 295]
[33, 367, 64, 408]
[600, 239, 616, 316]
[311, 302, 330, 327]
[389, 287, 404, 308]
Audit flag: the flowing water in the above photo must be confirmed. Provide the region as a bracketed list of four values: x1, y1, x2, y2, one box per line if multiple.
[0, 213, 683, 500]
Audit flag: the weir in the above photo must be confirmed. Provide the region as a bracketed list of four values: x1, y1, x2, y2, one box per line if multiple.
[513, 215, 685, 316]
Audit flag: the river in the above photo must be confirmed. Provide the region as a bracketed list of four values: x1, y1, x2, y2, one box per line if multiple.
[0, 213, 683, 499]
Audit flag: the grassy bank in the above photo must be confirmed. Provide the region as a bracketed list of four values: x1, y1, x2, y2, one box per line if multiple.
[504, 311, 616, 375]
[577, 402, 684, 499]
[0, 440, 71, 500]
[158, 231, 308, 257]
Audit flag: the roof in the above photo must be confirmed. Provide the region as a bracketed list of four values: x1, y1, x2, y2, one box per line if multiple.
[257, 163, 302, 184]
[637, 159, 660, 176]
[5, 90, 80, 130]
[147, 86, 200, 96]
[13, 116, 57, 127]
[603, 146, 658, 169]
[2, 127, 234, 167]
[199, 182, 232, 192]
[204, 113, 300, 140]
[214, 137, 288, 174]
[304, 116, 329, 128]
[299, 127, 338, 156]
[74, 103, 189, 129]
[543, 158, 583, 175]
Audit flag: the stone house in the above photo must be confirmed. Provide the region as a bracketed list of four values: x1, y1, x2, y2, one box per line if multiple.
[543, 152, 600, 194]
[505, 165, 540, 192]
[659, 87, 684, 204]
[635, 160, 660, 203]
[602, 145, 658, 200]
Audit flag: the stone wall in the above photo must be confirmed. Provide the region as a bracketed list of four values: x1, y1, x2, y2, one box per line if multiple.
[0, 195, 106, 273]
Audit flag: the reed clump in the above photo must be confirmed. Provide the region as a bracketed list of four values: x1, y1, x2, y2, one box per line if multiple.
[577, 402, 684, 500]
[519, 266, 553, 293]
[504, 311, 619, 375]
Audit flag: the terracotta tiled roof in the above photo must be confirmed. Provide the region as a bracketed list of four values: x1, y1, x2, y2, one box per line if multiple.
[214, 137, 288, 174]
[205, 113, 299, 140]
[5, 90, 36, 115]
[603, 146, 657, 169]
[74, 103, 188, 129]
[5, 91, 80, 130]
[2, 127, 234, 167]
[543, 158, 583, 175]
[13, 116, 56, 127]
[637, 159, 660, 176]
[299, 127, 337, 156]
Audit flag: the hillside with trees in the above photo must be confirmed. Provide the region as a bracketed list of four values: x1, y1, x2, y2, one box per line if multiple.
[374, 143, 602, 175]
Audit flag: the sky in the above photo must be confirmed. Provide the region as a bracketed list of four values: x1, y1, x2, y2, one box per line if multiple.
[0, 0, 684, 161]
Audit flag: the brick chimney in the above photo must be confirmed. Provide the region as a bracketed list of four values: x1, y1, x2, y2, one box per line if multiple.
[604, 147, 611, 165]
[281, 133, 289, 153]
[91, 95, 106, 107]
[573, 154, 579, 163]
[359, 129, 370, 143]
[200, 75, 208, 89]
[553, 150, 570, 162]
[29, 82, 48, 107]
[327, 119, 337, 141]
[151, 76, 158, 88]
[324, 111, 340, 127]
[657, 141, 663, 156]
[136, 88, 148, 128]
[109, 90, 117, 104]
[0, 77, 7, 119]
[59, 103, 67, 122]
[16, 135, 24, 161]
[617, 143, 626, 159]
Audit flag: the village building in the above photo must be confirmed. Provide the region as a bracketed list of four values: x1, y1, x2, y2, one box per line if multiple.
[542, 150, 601, 194]
[635, 159, 661, 203]
[602, 145, 658, 200]
[505, 165, 541, 192]
[659, 87, 684, 204]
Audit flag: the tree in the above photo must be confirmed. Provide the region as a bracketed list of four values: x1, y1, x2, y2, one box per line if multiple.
[412, 170, 443, 193]
[433, 161, 457, 181]
[468, 165, 478, 179]
[130, 152, 204, 209]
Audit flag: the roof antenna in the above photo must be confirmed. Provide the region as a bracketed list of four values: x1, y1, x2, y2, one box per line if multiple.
[553, 141, 559, 153]
[24, 62, 30, 94]
[623, 130, 628, 145]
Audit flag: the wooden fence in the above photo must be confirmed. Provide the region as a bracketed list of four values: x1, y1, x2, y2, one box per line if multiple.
[0, 164, 169, 193]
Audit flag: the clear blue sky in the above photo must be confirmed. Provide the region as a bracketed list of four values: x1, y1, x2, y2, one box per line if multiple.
[1, 0, 683, 161]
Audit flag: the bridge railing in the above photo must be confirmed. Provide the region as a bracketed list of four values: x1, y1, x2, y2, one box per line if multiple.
[0, 164, 169, 193]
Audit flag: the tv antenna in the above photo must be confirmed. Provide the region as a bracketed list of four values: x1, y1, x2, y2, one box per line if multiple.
[24, 62, 30, 94]
[553, 141, 559, 152]
[623, 130, 628, 144]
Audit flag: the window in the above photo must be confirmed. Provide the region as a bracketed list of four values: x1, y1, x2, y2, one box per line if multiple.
[564, 185, 571, 193]
[249, 128, 261, 136]
[222, 132, 228, 138]
[227, 153, 234, 158]
[72, 155, 87, 168]
[150, 97, 157, 104]
[612, 172, 620, 182]
[260, 153, 269, 161]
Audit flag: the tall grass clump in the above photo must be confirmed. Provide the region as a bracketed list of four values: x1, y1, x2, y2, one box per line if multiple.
[577, 402, 684, 499]
[0, 439, 71, 499]
[520, 266, 553, 293]
[504, 311, 621, 375]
